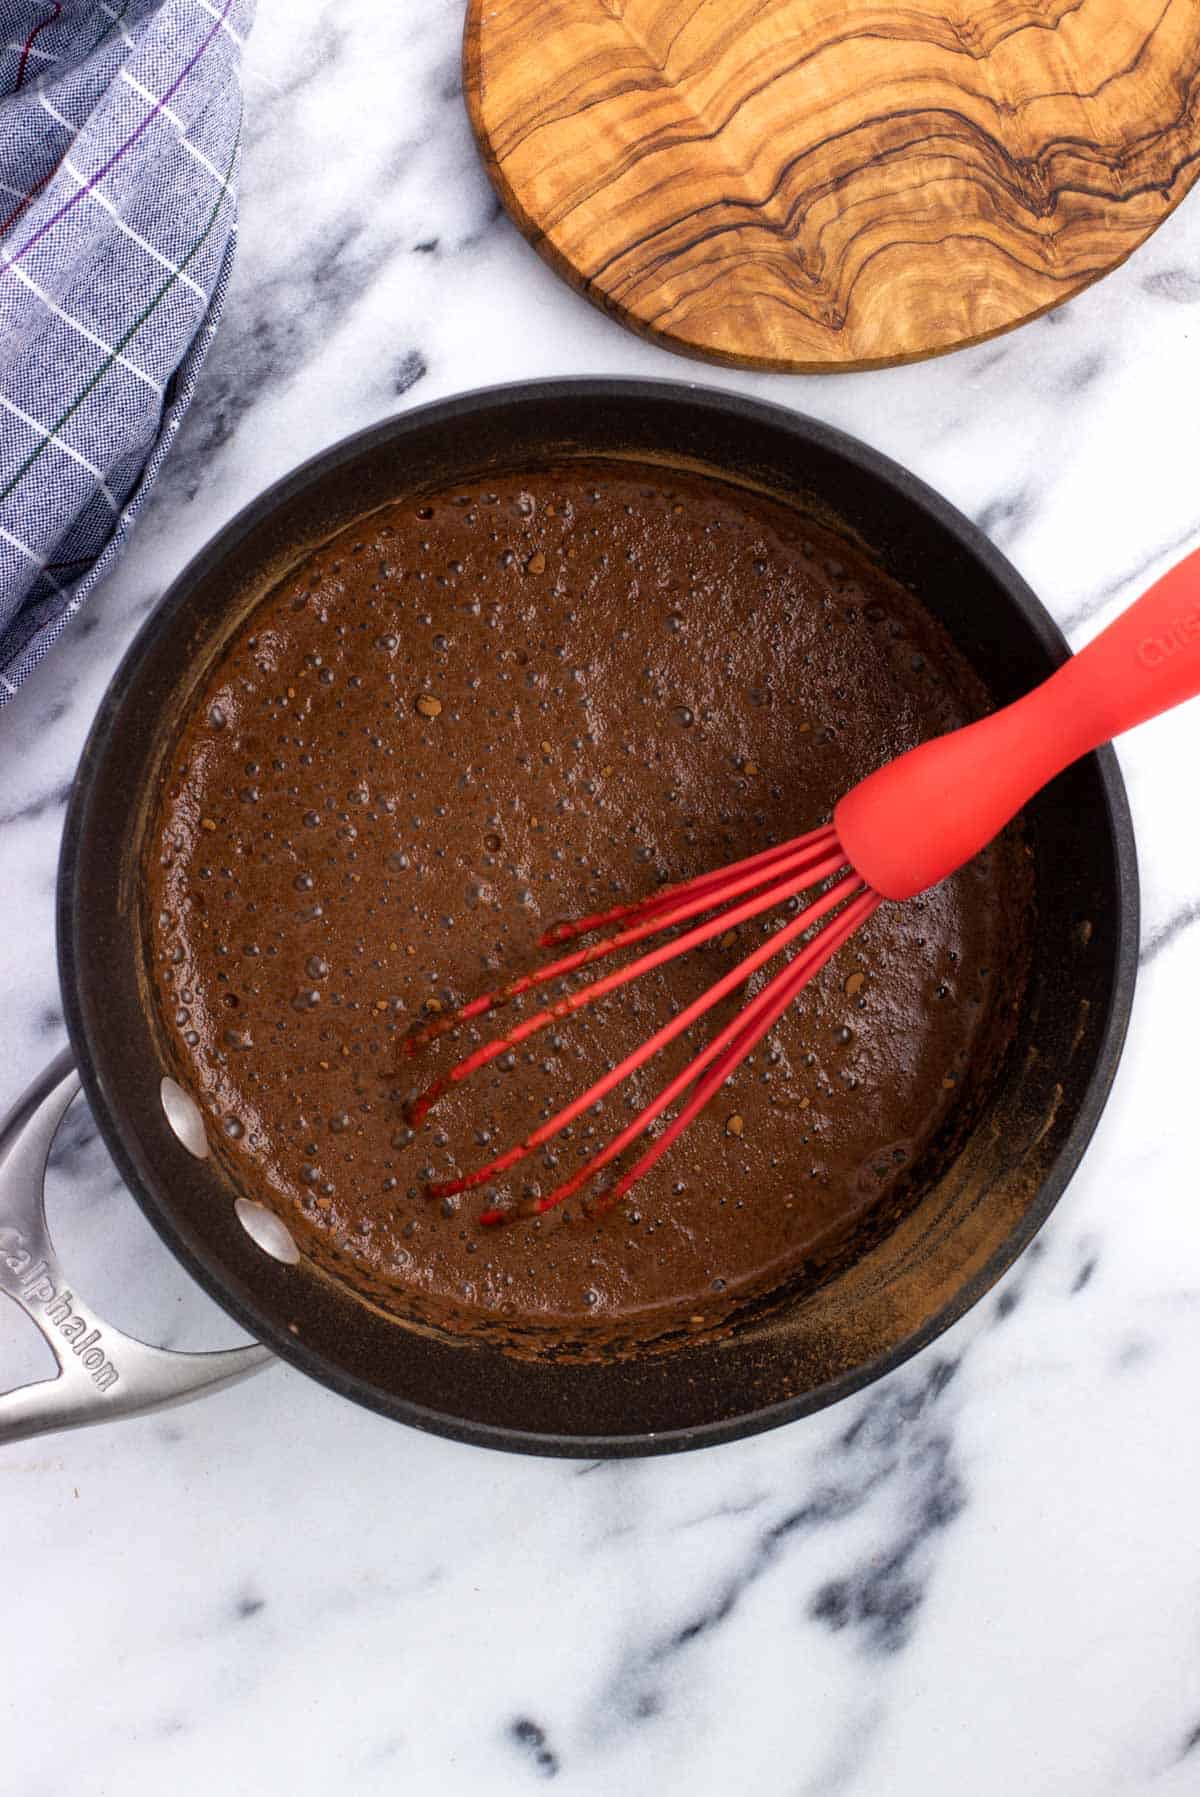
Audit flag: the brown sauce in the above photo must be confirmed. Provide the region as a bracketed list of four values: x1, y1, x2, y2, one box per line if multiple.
[146, 463, 1031, 1354]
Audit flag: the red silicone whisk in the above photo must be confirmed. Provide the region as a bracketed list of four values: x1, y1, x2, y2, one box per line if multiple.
[405, 543, 1200, 1225]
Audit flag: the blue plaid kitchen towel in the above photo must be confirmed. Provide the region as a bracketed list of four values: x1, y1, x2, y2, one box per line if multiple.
[0, 0, 253, 703]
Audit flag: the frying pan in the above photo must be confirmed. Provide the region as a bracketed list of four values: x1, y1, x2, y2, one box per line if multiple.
[0, 381, 1138, 1455]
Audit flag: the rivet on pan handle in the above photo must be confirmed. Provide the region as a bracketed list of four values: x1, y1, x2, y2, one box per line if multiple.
[0, 1051, 272, 1447]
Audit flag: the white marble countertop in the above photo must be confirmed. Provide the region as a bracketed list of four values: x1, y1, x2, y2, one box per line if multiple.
[3, 5, 1200, 1793]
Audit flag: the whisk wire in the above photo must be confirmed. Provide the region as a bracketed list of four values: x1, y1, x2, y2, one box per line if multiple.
[402, 823, 840, 1063]
[480, 884, 877, 1222]
[407, 842, 850, 1128]
[538, 823, 839, 947]
[419, 842, 872, 1217]
[577, 888, 879, 1223]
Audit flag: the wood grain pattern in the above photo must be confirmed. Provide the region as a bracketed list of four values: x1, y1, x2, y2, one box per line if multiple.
[464, 0, 1200, 371]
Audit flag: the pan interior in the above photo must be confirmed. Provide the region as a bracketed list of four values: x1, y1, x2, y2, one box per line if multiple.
[139, 457, 1034, 1362]
[60, 384, 1136, 1453]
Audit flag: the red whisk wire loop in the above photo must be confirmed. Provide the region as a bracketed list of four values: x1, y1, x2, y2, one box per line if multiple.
[401, 823, 841, 1059]
[538, 823, 838, 947]
[407, 845, 850, 1127]
[484, 885, 876, 1223]
[431, 867, 863, 1202]
[403, 811, 878, 1220]
[580, 889, 879, 1223]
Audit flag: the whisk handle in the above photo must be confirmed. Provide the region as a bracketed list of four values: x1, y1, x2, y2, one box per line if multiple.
[837, 542, 1200, 900]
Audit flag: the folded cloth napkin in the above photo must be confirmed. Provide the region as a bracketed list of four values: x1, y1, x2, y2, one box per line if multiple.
[0, 0, 253, 703]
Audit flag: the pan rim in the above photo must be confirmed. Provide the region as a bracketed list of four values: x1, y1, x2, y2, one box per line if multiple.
[56, 377, 1140, 1456]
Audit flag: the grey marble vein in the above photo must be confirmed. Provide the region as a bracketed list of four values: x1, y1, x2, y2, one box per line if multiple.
[1141, 899, 1200, 965]
[1142, 266, 1200, 304]
[974, 482, 1038, 548]
[0, 777, 71, 828]
[587, 1356, 965, 1744]
[1060, 519, 1200, 633]
[509, 1716, 560, 1780]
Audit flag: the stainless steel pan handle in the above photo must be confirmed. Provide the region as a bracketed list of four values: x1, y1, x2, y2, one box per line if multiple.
[0, 1051, 272, 1446]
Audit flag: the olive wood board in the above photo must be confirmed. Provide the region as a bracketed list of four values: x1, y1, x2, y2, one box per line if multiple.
[465, 0, 1200, 371]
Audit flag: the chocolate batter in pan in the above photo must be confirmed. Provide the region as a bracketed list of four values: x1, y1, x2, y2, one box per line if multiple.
[146, 463, 1031, 1354]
